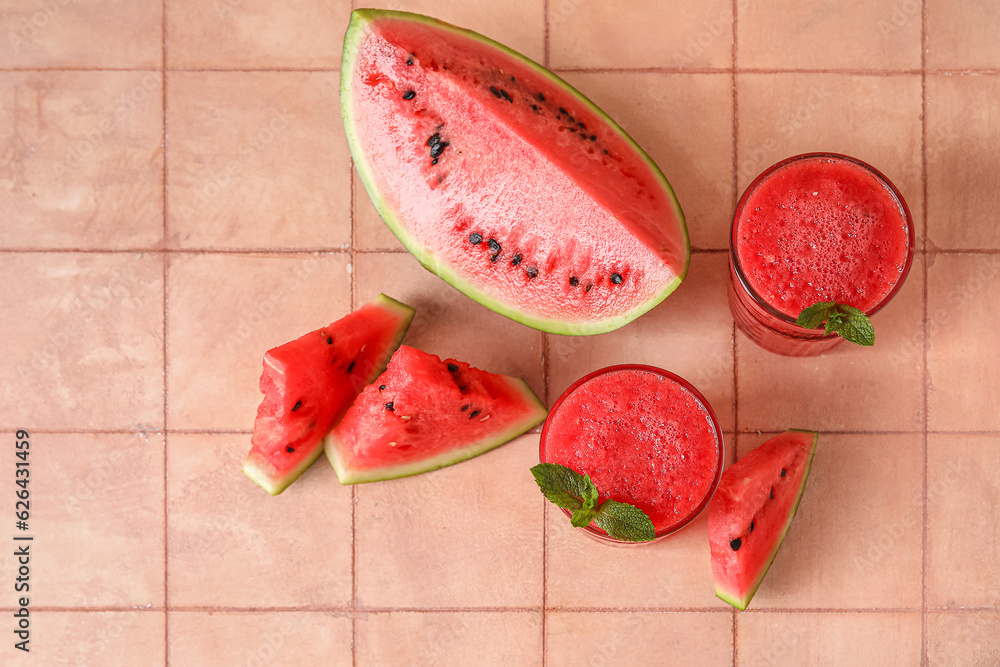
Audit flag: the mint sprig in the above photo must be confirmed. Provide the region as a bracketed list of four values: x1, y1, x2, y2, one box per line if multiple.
[530, 463, 655, 542]
[795, 301, 875, 347]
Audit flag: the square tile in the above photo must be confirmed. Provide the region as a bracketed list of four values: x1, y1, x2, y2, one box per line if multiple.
[548, 253, 734, 432]
[927, 254, 1000, 431]
[737, 612, 921, 666]
[169, 612, 352, 666]
[35, 611, 165, 665]
[559, 72, 734, 250]
[167, 72, 350, 250]
[926, 75, 1000, 250]
[927, 611, 1000, 666]
[166, 253, 350, 431]
[0, 253, 163, 431]
[0, 71, 163, 250]
[167, 0, 350, 69]
[926, 434, 1000, 608]
[354, 182, 404, 251]
[549, 0, 733, 69]
[736, 73, 923, 247]
[546, 611, 732, 665]
[357, 611, 541, 665]
[167, 433, 353, 607]
[545, 433, 733, 610]
[14, 433, 164, 608]
[738, 0, 921, 70]
[736, 259, 924, 432]
[927, 0, 1000, 69]
[355, 434, 543, 608]
[354, 251, 544, 401]
[0, 0, 161, 68]
[736, 433, 923, 609]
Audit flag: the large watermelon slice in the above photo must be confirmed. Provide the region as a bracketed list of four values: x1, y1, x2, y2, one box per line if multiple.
[325, 345, 547, 484]
[341, 10, 689, 335]
[709, 429, 818, 609]
[243, 294, 415, 495]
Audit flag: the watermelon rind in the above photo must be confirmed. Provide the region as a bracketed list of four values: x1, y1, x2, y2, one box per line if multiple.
[242, 294, 416, 496]
[714, 429, 818, 610]
[325, 377, 546, 484]
[340, 9, 689, 336]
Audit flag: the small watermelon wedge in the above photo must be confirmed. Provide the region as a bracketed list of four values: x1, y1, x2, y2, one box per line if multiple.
[325, 345, 547, 484]
[709, 429, 818, 609]
[243, 294, 415, 495]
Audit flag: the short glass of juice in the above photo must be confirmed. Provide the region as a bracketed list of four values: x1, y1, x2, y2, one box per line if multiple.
[728, 153, 914, 357]
[540, 365, 725, 545]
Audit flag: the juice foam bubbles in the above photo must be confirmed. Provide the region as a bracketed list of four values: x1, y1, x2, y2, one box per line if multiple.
[541, 367, 722, 535]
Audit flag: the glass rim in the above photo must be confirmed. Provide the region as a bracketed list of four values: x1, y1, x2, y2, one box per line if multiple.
[729, 152, 916, 329]
[539, 364, 726, 545]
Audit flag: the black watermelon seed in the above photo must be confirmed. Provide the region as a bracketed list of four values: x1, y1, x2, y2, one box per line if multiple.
[292, 400, 302, 412]
[578, 121, 586, 129]
[611, 273, 623, 284]
[431, 158, 438, 165]
[469, 232, 483, 245]
[378, 385, 386, 391]
[447, 363, 459, 372]
[385, 402, 395, 411]
[589, 135, 597, 141]
[510, 75, 516, 82]
[469, 409, 481, 419]
[770, 488, 774, 499]
[430, 141, 448, 159]
[487, 238, 501, 254]
[750, 521, 755, 533]
[402, 90, 415, 100]
[489, 86, 501, 98]
[531, 104, 539, 112]
[559, 107, 567, 114]
[511, 252, 522, 266]
[500, 89, 513, 103]
[286, 446, 295, 453]
[347, 360, 355, 373]
[326, 336, 333, 344]
[526, 266, 538, 279]
[579, 133, 587, 139]
[603, 149, 609, 155]
[538, 92, 545, 102]
[781, 468, 787, 478]
[426, 132, 441, 147]
[730, 537, 742, 551]
[585, 283, 593, 292]
[569, 276, 579, 287]
[406, 56, 413, 66]
[461, 404, 470, 411]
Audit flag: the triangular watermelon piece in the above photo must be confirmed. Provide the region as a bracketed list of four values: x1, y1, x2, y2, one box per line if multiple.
[709, 429, 818, 609]
[243, 294, 415, 495]
[325, 345, 547, 484]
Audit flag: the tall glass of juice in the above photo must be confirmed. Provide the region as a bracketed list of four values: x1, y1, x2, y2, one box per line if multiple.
[540, 365, 724, 545]
[729, 153, 914, 356]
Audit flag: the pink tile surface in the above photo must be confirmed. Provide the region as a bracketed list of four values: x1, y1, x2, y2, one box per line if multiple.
[8, 1, 999, 663]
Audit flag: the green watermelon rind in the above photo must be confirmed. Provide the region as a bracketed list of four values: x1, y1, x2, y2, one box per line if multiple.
[324, 377, 547, 484]
[714, 428, 818, 610]
[242, 294, 416, 496]
[340, 9, 690, 336]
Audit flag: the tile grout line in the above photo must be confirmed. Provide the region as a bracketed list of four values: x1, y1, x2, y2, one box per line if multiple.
[348, 0, 359, 657]
[541, 4, 550, 664]
[730, 0, 739, 661]
[161, 0, 169, 663]
[920, 1, 930, 663]
[4, 66, 1000, 75]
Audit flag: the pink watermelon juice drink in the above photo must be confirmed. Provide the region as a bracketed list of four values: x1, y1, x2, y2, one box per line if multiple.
[729, 153, 914, 356]
[540, 365, 724, 543]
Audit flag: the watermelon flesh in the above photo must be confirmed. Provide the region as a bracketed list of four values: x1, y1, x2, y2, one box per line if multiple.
[341, 10, 689, 335]
[709, 429, 818, 609]
[243, 294, 415, 495]
[325, 345, 547, 484]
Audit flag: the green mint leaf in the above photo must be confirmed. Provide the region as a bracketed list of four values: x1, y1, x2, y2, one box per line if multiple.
[795, 301, 835, 330]
[796, 301, 876, 347]
[570, 506, 597, 528]
[593, 500, 656, 542]
[530, 463, 597, 512]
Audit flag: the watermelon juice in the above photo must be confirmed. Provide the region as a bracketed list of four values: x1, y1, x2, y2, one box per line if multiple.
[540, 365, 724, 544]
[729, 153, 914, 356]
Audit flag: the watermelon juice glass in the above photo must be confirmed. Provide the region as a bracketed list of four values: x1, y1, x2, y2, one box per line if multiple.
[729, 153, 914, 356]
[540, 365, 724, 545]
